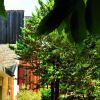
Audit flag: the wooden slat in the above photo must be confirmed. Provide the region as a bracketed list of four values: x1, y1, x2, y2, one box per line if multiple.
[0, 17, 2, 43]
[6, 12, 10, 43]
[0, 10, 24, 44]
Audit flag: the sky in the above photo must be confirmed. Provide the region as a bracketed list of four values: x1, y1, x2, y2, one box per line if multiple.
[4, 0, 40, 16]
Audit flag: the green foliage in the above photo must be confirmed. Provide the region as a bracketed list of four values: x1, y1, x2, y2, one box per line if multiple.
[33, 32, 99, 99]
[0, 0, 6, 16]
[16, 85, 41, 100]
[16, 85, 40, 100]
[40, 88, 51, 100]
[17, 88, 51, 100]
[16, 0, 54, 60]
[16, 0, 100, 99]
[9, 44, 16, 50]
[17, 90, 41, 100]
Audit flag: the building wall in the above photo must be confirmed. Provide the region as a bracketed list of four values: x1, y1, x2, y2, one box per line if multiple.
[18, 67, 24, 89]
[14, 63, 19, 100]
[0, 68, 18, 100]
[0, 45, 18, 100]
[0, 72, 14, 100]
[18, 60, 39, 92]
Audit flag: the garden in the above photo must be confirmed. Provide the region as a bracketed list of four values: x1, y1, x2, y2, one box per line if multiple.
[1, 0, 100, 100]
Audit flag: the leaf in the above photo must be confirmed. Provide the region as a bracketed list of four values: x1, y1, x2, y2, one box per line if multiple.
[0, 0, 6, 16]
[83, 0, 88, 4]
[86, 0, 100, 37]
[70, 0, 87, 43]
[37, 0, 79, 35]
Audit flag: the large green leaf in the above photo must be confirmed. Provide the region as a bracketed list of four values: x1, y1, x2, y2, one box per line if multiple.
[37, 0, 100, 44]
[37, 0, 79, 35]
[86, 0, 100, 37]
[0, 0, 6, 16]
[70, 0, 87, 43]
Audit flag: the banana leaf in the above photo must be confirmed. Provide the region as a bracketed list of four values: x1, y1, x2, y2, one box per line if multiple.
[37, 0, 79, 35]
[86, 0, 100, 37]
[0, 0, 6, 16]
[70, 0, 87, 43]
[37, 0, 100, 43]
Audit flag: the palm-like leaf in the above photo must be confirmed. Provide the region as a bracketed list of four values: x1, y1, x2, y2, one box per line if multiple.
[37, 0, 79, 35]
[70, 0, 87, 43]
[37, 0, 100, 43]
[0, 0, 6, 16]
[86, 0, 100, 37]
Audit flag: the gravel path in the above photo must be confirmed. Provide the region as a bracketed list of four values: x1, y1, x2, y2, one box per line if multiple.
[0, 44, 16, 68]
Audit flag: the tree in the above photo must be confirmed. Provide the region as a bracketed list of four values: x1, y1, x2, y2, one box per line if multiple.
[32, 30, 100, 100]
[16, 0, 56, 99]
[16, 0, 54, 61]
[16, 0, 100, 99]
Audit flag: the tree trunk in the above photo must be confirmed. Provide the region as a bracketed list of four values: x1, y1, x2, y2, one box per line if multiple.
[55, 79, 59, 100]
[51, 81, 55, 100]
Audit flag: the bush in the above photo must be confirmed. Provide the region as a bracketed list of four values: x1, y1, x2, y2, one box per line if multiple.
[17, 90, 41, 100]
[40, 88, 51, 100]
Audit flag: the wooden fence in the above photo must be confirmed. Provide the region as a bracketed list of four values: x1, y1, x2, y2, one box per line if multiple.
[0, 10, 24, 44]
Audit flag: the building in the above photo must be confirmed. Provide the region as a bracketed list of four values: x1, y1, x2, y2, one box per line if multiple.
[0, 44, 18, 100]
[0, 10, 39, 100]
[18, 59, 40, 92]
[0, 10, 24, 100]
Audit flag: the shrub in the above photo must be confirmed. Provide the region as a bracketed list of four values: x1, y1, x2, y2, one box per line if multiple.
[40, 88, 51, 100]
[17, 90, 41, 100]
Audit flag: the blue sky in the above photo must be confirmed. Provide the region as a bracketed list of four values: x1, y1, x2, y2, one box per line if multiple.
[4, 0, 40, 16]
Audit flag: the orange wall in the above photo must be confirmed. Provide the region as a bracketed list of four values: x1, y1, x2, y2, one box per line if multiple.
[18, 60, 40, 92]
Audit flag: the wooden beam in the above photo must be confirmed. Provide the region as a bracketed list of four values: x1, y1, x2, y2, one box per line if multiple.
[2, 77, 8, 100]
